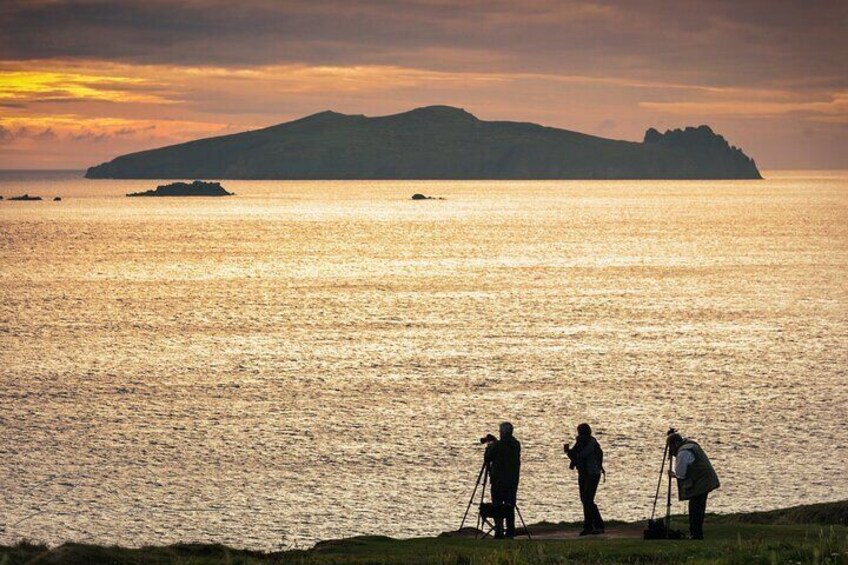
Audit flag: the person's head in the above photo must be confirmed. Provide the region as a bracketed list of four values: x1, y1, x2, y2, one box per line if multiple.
[667, 432, 684, 455]
[577, 423, 592, 438]
[499, 421, 514, 440]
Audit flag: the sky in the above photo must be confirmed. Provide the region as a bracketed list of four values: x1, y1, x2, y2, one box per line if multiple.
[1, 0, 846, 170]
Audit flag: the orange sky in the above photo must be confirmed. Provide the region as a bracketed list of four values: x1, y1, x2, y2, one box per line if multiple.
[1, 1, 846, 169]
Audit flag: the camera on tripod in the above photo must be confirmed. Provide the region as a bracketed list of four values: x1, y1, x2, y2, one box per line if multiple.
[459, 427, 530, 540]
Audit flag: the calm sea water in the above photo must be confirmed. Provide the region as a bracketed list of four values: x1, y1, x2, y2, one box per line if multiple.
[1, 171, 846, 550]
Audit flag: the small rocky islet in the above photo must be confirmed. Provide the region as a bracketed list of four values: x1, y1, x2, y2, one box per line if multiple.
[2, 194, 64, 201]
[411, 193, 445, 200]
[126, 180, 233, 197]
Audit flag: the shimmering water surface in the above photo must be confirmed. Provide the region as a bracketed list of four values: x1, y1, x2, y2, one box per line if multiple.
[1, 171, 846, 550]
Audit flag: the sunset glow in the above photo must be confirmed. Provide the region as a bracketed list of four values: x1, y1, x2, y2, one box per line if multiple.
[1, 1, 846, 168]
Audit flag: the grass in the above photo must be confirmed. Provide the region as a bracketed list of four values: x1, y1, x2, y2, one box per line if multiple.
[2, 501, 846, 564]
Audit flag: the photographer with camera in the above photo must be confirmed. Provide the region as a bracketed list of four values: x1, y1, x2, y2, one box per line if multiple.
[667, 431, 720, 540]
[564, 423, 605, 536]
[482, 422, 521, 539]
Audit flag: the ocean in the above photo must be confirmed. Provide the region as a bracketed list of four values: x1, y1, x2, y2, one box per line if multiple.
[1, 170, 846, 549]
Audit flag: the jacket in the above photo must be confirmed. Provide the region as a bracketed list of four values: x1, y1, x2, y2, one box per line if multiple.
[567, 436, 604, 477]
[485, 436, 521, 490]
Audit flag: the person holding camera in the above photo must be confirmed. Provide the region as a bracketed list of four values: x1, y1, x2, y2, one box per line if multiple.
[564, 423, 605, 536]
[667, 431, 720, 540]
[483, 422, 521, 539]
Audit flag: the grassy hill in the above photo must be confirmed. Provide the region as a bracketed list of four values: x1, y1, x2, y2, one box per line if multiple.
[3, 500, 845, 564]
[85, 106, 762, 180]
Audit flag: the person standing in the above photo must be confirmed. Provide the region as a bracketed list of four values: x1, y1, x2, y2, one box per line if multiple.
[484, 421, 521, 538]
[565, 423, 605, 535]
[667, 431, 720, 540]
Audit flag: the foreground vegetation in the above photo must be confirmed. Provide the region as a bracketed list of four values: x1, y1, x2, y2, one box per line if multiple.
[2, 500, 845, 564]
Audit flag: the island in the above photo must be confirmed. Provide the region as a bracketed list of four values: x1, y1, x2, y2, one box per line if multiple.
[86, 106, 761, 180]
[9, 194, 43, 201]
[411, 193, 444, 200]
[126, 180, 233, 197]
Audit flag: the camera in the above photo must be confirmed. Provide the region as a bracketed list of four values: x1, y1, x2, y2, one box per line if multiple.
[479, 433, 497, 444]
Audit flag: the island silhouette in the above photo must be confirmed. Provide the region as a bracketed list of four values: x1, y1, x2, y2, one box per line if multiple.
[85, 106, 761, 180]
[126, 180, 233, 197]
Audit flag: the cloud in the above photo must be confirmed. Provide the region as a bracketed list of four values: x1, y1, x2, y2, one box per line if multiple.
[1, 1, 847, 168]
[0, 114, 233, 144]
[1, 1, 845, 87]
[0, 67, 176, 104]
[641, 91, 848, 124]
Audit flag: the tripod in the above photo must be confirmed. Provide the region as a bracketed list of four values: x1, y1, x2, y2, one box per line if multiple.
[459, 460, 531, 540]
[644, 429, 685, 540]
[650, 439, 673, 532]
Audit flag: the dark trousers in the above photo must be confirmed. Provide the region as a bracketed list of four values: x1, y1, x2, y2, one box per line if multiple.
[490, 485, 517, 538]
[688, 492, 708, 539]
[578, 473, 605, 532]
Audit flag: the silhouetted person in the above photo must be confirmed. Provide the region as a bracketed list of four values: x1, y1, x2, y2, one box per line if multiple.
[565, 423, 605, 535]
[667, 432, 720, 540]
[484, 421, 521, 538]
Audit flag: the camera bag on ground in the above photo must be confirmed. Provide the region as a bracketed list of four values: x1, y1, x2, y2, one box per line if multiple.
[643, 518, 686, 540]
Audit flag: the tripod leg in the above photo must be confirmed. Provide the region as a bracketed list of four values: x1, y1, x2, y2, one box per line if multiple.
[666, 449, 674, 537]
[651, 442, 668, 521]
[479, 463, 488, 506]
[459, 461, 487, 531]
[515, 505, 532, 540]
[477, 464, 489, 538]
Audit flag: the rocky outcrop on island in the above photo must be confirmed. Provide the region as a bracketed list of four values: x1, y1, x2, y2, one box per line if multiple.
[411, 193, 445, 200]
[9, 194, 43, 201]
[641, 125, 759, 179]
[126, 181, 233, 197]
[87, 106, 762, 180]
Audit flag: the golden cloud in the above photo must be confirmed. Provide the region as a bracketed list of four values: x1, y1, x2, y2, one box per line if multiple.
[0, 69, 174, 104]
[0, 114, 235, 143]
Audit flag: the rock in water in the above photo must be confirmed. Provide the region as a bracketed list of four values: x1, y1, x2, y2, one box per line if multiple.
[53, 196, 62, 201]
[126, 180, 233, 197]
[9, 194, 43, 201]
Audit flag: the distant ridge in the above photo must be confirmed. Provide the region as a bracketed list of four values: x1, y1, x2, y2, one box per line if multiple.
[86, 106, 761, 180]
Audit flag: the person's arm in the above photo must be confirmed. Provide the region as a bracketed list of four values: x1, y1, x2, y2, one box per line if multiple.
[598, 443, 605, 475]
[570, 438, 596, 463]
[671, 449, 695, 479]
[516, 443, 521, 486]
[565, 439, 580, 469]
